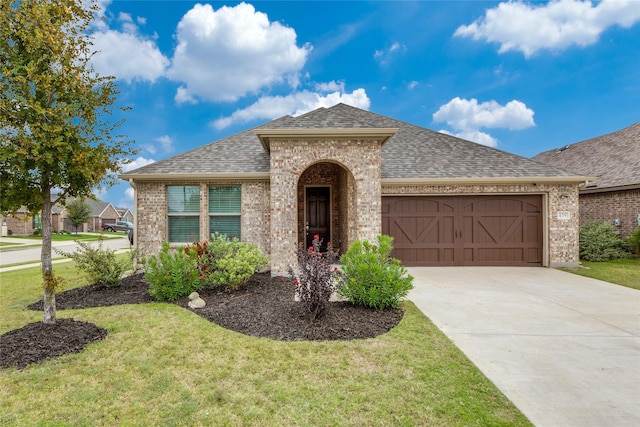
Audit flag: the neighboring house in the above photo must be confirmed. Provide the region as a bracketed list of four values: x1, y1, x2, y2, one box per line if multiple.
[116, 208, 134, 223]
[121, 104, 588, 274]
[1, 197, 120, 235]
[0, 208, 40, 236]
[56, 198, 120, 232]
[533, 122, 640, 237]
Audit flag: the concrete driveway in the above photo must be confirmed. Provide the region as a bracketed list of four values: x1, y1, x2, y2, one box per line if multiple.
[408, 267, 640, 427]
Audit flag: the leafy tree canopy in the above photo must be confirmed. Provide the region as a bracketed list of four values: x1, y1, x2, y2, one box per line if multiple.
[0, 0, 137, 323]
[66, 198, 92, 232]
[0, 0, 136, 214]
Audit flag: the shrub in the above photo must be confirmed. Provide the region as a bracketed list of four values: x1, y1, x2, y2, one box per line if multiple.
[338, 235, 413, 309]
[288, 235, 342, 320]
[33, 228, 42, 236]
[56, 239, 129, 287]
[579, 221, 629, 262]
[194, 233, 269, 289]
[627, 227, 640, 256]
[143, 243, 201, 301]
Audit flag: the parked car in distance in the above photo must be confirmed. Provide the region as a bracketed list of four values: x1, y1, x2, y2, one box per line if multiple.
[102, 221, 134, 232]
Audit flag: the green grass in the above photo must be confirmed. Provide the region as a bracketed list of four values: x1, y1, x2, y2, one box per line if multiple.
[561, 257, 640, 290]
[0, 264, 532, 426]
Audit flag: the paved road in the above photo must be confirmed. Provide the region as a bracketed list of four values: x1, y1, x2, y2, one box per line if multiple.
[0, 235, 131, 268]
[408, 267, 640, 427]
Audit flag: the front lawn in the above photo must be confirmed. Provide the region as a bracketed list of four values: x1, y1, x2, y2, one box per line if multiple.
[561, 257, 640, 290]
[0, 263, 532, 426]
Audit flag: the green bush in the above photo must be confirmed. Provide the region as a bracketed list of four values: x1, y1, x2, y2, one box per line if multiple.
[56, 239, 129, 287]
[338, 235, 413, 309]
[627, 227, 640, 256]
[579, 221, 629, 262]
[143, 243, 201, 301]
[33, 228, 42, 236]
[198, 233, 268, 288]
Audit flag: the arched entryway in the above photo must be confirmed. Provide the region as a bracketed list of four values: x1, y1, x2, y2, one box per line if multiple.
[297, 162, 356, 254]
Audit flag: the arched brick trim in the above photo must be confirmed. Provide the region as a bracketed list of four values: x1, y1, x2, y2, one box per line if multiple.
[269, 138, 382, 274]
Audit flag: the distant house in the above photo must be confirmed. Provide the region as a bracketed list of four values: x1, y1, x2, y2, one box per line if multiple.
[533, 122, 640, 237]
[122, 104, 588, 273]
[1, 197, 122, 235]
[116, 208, 133, 223]
[0, 207, 40, 236]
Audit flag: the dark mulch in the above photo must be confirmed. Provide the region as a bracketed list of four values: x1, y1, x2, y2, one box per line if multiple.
[2, 273, 403, 369]
[0, 318, 107, 370]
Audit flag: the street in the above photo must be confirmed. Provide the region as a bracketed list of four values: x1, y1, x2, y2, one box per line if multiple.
[0, 235, 132, 270]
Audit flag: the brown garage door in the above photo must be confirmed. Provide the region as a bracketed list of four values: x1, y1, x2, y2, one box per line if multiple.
[382, 195, 543, 266]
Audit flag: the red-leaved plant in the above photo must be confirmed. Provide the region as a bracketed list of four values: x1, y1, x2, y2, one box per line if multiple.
[288, 234, 343, 321]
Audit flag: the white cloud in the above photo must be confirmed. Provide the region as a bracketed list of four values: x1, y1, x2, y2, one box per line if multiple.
[212, 88, 370, 129]
[125, 187, 134, 200]
[433, 97, 535, 147]
[121, 157, 156, 173]
[144, 135, 174, 155]
[167, 2, 311, 103]
[315, 80, 345, 92]
[455, 0, 640, 57]
[407, 81, 418, 90]
[91, 30, 169, 82]
[374, 41, 407, 65]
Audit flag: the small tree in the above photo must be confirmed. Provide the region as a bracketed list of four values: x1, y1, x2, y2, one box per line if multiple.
[66, 198, 92, 234]
[0, 0, 137, 324]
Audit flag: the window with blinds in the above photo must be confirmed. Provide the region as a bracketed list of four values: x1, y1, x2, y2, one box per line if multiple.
[209, 186, 241, 239]
[167, 186, 200, 242]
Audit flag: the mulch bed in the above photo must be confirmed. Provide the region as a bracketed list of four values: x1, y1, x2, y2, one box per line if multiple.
[1, 273, 404, 369]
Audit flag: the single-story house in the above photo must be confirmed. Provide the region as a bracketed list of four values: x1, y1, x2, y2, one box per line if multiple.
[56, 198, 121, 232]
[533, 122, 640, 237]
[116, 208, 134, 223]
[1, 196, 121, 235]
[122, 104, 589, 274]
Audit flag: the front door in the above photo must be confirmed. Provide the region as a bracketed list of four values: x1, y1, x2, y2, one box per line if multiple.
[306, 187, 330, 250]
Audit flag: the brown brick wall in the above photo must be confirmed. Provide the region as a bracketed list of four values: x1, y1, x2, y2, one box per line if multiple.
[269, 138, 382, 274]
[134, 180, 271, 258]
[2, 213, 35, 236]
[579, 189, 640, 237]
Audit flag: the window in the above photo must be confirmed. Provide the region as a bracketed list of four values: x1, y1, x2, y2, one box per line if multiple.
[167, 186, 200, 242]
[209, 186, 241, 239]
[32, 214, 42, 230]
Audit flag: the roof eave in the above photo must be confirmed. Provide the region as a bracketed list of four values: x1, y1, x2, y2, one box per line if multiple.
[382, 176, 594, 186]
[120, 172, 271, 182]
[580, 182, 640, 194]
[255, 128, 399, 152]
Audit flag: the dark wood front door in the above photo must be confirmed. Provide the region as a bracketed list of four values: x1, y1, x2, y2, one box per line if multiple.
[382, 195, 543, 266]
[306, 187, 330, 250]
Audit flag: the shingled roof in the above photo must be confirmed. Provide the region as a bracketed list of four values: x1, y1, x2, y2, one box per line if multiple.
[532, 122, 640, 191]
[122, 104, 583, 182]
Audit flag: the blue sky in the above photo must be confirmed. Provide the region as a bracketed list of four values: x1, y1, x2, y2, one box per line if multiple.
[89, 0, 640, 209]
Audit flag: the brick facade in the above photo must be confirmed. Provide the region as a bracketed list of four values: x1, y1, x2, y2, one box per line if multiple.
[134, 180, 272, 258]
[381, 183, 580, 267]
[1, 213, 36, 236]
[268, 138, 382, 274]
[579, 189, 640, 237]
[133, 173, 581, 270]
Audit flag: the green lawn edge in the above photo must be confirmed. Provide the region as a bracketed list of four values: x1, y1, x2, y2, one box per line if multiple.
[560, 257, 640, 290]
[0, 263, 531, 426]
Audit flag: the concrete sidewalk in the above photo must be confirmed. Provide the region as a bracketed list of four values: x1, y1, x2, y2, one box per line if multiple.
[408, 267, 640, 427]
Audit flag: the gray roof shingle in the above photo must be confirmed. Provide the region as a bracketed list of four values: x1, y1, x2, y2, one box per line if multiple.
[532, 122, 640, 190]
[123, 104, 582, 180]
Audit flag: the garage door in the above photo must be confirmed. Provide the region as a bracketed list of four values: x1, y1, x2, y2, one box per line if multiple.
[382, 195, 543, 266]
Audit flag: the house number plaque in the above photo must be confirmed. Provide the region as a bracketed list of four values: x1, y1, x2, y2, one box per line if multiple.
[557, 211, 571, 220]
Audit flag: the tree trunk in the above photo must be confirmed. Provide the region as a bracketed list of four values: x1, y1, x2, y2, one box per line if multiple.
[41, 191, 56, 324]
